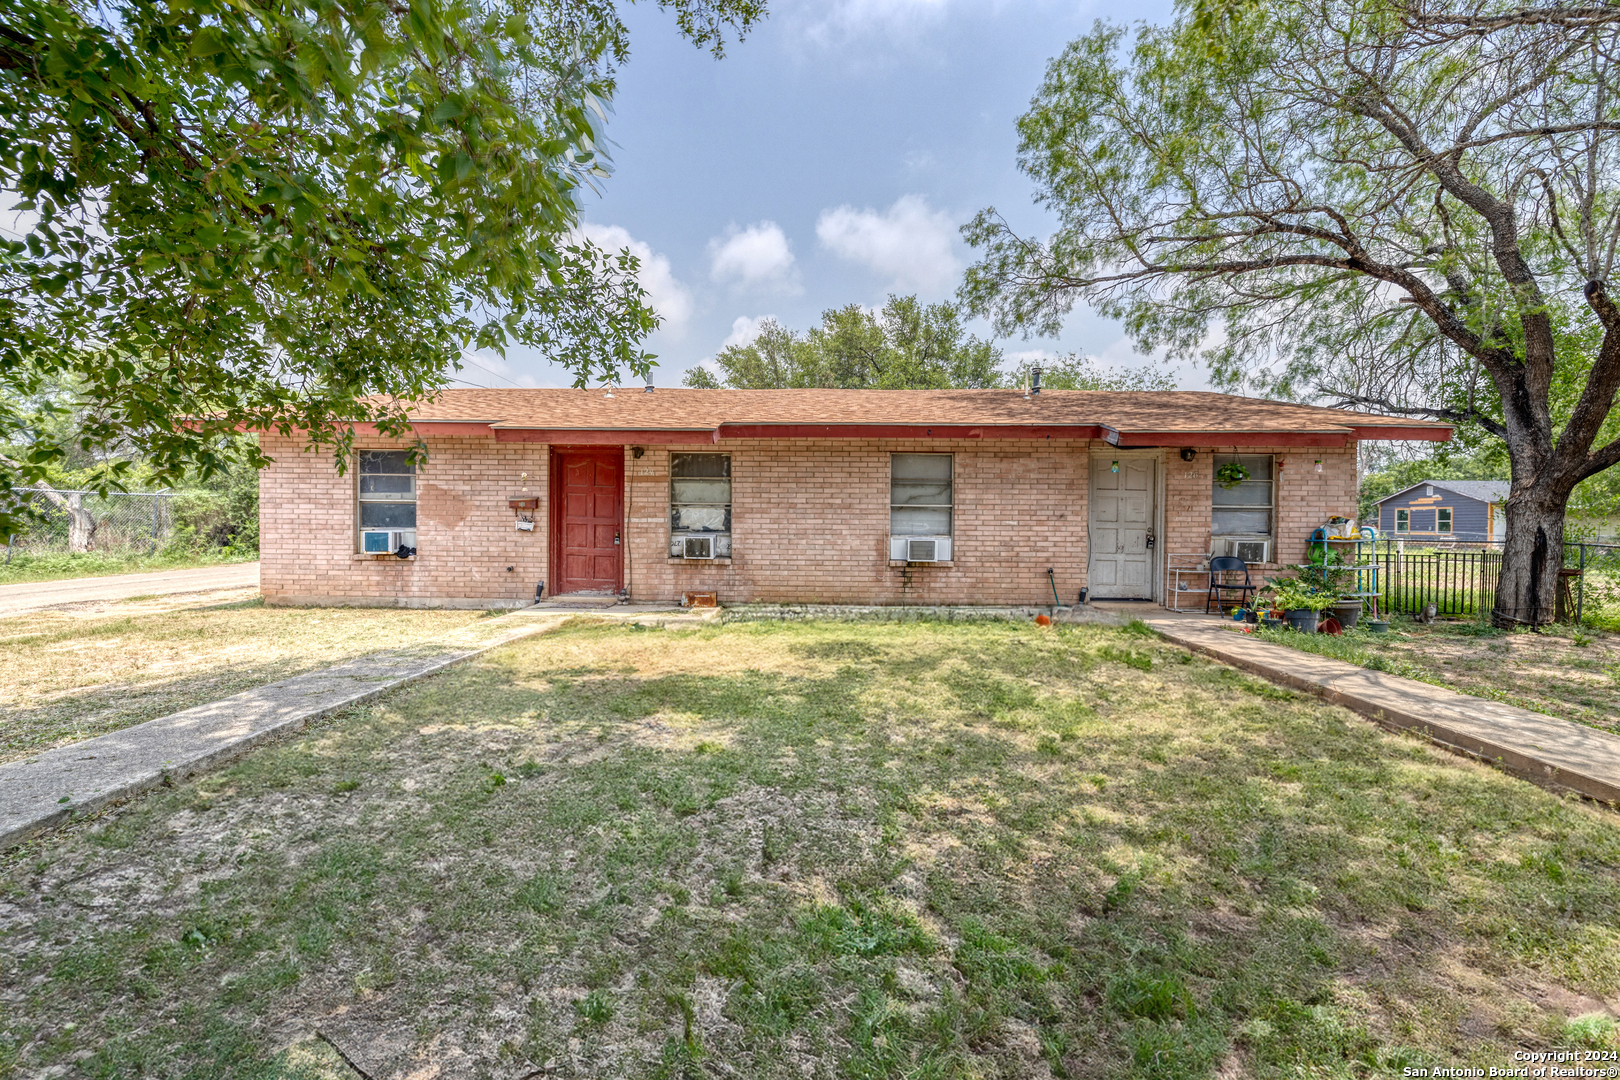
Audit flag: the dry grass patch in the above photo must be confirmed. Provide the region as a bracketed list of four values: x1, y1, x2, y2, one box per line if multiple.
[0, 618, 1616, 1080]
[1251, 617, 1620, 733]
[0, 590, 505, 762]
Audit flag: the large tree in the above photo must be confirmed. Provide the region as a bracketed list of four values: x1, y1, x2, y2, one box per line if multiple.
[684, 294, 1173, 390]
[0, 0, 762, 539]
[960, 0, 1620, 626]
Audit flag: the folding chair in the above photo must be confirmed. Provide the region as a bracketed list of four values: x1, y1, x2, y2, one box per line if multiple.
[1205, 555, 1256, 614]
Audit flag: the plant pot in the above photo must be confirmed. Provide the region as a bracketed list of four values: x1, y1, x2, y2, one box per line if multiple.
[1365, 619, 1389, 633]
[1261, 616, 1284, 629]
[1284, 608, 1320, 633]
[1331, 601, 1362, 630]
[1244, 608, 1259, 624]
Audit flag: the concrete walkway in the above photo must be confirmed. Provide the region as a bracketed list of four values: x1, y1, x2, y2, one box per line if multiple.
[0, 561, 261, 618]
[1117, 606, 1620, 804]
[0, 603, 700, 850]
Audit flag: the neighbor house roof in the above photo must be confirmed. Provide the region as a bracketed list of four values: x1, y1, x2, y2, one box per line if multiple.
[363, 388, 1451, 448]
[1376, 479, 1510, 506]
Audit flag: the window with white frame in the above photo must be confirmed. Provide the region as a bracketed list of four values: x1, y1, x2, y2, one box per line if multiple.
[669, 453, 732, 557]
[1395, 508, 1410, 532]
[1211, 454, 1274, 538]
[357, 450, 417, 553]
[890, 454, 953, 538]
[1437, 508, 1453, 534]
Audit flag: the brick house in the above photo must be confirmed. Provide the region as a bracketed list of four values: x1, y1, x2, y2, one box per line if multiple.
[258, 388, 1449, 609]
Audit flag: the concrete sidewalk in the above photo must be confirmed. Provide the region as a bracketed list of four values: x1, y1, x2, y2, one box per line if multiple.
[0, 603, 701, 850]
[0, 561, 260, 618]
[1121, 607, 1620, 804]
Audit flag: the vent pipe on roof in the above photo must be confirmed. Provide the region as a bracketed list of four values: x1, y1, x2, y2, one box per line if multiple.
[644, 377, 654, 393]
[1031, 367, 1042, 395]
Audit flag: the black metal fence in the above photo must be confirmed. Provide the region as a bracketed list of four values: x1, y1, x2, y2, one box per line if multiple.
[1368, 539, 1620, 625]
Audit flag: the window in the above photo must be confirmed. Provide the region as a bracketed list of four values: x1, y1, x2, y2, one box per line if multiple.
[1395, 508, 1410, 532]
[1437, 508, 1453, 534]
[670, 453, 731, 557]
[1211, 454, 1273, 538]
[890, 454, 953, 537]
[357, 450, 416, 553]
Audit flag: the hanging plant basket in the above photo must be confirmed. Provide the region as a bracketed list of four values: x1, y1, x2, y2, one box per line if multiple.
[1216, 461, 1250, 489]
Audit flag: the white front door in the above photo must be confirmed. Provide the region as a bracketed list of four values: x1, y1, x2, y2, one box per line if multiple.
[1089, 456, 1156, 599]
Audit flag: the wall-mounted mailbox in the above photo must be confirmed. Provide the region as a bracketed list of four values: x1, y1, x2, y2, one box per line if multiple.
[508, 497, 540, 511]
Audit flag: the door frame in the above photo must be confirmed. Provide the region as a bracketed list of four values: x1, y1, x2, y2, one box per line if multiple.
[1086, 450, 1165, 602]
[549, 445, 625, 596]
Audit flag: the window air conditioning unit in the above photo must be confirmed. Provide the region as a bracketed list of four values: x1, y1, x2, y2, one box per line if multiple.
[682, 535, 716, 560]
[362, 530, 413, 555]
[1218, 536, 1271, 564]
[889, 536, 952, 562]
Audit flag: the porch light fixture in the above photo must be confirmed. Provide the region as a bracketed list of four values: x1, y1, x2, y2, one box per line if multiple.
[1110, 460, 1120, 473]
[1179, 448, 1197, 462]
[1314, 458, 1323, 472]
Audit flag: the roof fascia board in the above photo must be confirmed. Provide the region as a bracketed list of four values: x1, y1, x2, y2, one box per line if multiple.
[714, 423, 1105, 440]
[1346, 425, 1452, 442]
[492, 428, 720, 445]
[1106, 429, 1351, 448]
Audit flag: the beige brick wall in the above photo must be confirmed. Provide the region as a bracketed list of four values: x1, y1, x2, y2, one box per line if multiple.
[1162, 446, 1360, 574]
[260, 433, 548, 608]
[627, 438, 1091, 606]
[259, 435, 1359, 607]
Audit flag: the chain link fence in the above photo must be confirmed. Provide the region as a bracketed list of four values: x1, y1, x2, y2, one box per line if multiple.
[3, 488, 190, 561]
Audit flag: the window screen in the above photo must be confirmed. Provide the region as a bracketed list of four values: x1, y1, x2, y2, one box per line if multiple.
[1211, 454, 1273, 538]
[891, 454, 952, 536]
[670, 453, 732, 557]
[357, 450, 417, 551]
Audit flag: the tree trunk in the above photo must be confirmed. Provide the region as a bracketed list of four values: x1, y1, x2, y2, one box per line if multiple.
[32, 482, 98, 553]
[1492, 495, 1568, 627]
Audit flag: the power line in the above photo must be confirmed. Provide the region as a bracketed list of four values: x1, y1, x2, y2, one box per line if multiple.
[458, 355, 524, 388]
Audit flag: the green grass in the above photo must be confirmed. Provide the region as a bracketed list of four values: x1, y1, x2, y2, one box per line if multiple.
[1249, 624, 1434, 680]
[1248, 617, 1620, 734]
[0, 597, 506, 763]
[0, 548, 256, 585]
[2, 619, 1617, 1079]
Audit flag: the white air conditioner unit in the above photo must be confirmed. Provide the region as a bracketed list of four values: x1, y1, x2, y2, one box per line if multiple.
[682, 535, 715, 560]
[889, 535, 952, 562]
[362, 530, 415, 555]
[1217, 536, 1271, 564]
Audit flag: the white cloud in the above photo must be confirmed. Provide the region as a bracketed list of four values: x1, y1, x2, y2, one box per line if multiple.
[815, 194, 961, 293]
[707, 221, 800, 294]
[574, 222, 694, 335]
[721, 314, 775, 350]
[783, 0, 951, 44]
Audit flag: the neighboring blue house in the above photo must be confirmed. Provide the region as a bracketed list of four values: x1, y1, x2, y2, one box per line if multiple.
[1373, 480, 1509, 542]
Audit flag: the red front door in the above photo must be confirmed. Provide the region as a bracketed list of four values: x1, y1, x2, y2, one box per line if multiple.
[552, 448, 623, 595]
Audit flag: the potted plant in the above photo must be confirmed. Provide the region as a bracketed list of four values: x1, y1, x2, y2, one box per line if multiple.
[1298, 550, 1362, 629]
[1259, 579, 1329, 633]
[1215, 461, 1250, 489]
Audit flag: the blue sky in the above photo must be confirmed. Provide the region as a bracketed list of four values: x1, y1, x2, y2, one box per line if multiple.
[457, 0, 1189, 392]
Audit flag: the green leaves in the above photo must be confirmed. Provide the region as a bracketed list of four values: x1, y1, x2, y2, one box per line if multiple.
[0, 0, 765, 540]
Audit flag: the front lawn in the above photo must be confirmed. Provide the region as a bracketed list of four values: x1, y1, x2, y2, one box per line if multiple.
[0, 593, 509, 763]
[1246, 618, 1620, 735]
[2, 618, 1616, 1079]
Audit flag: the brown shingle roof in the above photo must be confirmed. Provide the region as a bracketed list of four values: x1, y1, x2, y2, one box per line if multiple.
[396, 389, 1448, 446]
